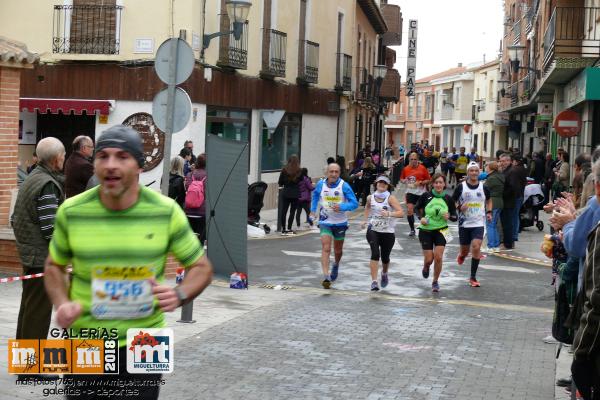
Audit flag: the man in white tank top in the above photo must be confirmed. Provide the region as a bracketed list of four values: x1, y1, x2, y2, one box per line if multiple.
[310, 163, 359, 289]
[452, 162, 492, 287]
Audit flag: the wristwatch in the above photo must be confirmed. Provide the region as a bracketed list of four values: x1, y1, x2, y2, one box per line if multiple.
[174, 286, 188, 306]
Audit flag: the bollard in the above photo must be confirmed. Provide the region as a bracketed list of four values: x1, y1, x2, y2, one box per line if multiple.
[175, 267, 196, 323]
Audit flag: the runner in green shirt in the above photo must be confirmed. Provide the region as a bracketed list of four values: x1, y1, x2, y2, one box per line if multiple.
[44, 125, 213, 399]
[415, 173, 457, 292]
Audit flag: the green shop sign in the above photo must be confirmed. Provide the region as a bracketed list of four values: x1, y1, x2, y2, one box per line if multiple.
[565, 68, 600, 109]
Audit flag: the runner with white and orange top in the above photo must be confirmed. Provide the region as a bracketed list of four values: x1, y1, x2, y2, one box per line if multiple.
[400, 152, 431, 237]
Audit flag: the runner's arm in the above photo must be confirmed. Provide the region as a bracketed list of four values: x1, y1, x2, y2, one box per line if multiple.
[45, 255, 82, 328]
[421, 167, 432, 185]
[387, 195, 405, 218]
[363, 196, 371, 225]
[44, 256, 70, 309]
[445, 195, 458, 222]
[176, 256, 213, 305]
[340, 182, 359, 211]
[310, 180, 324, 213]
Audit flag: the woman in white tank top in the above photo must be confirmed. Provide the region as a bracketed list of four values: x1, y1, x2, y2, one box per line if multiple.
[362, 175, 404, 291]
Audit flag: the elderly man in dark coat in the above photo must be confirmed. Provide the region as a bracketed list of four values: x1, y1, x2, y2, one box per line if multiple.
[12, 137, 65, 340]
[64, 135, 94, 198]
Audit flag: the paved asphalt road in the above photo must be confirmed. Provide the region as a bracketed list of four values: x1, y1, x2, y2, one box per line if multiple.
[1, 214, 557, 399]
[248, 218, 555, 310]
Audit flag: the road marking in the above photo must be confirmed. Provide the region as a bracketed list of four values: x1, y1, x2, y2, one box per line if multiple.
[491, 252, 551, 267]
[282, 250, 321, 258]
[218, 279, 552, 314]
[479, 265, 538, 274]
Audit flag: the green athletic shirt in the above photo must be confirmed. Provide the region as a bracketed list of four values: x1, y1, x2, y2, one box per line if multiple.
[49, 185, 204, 347]
[415, 190, 457, 231]
[455, 155, 469, 174]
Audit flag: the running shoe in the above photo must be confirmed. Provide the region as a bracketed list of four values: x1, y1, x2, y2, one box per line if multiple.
[371, 281, 379, 291]
[457, 254, 466, 265]
[330, 263, 339, 281]
[408, 230, 416, 237]
[322, 279, 331, 289]
[432, 281, 440, 292]
[381, 273, 389, 288]
[422, 266, 430, 279]
[469, 277, 481, 287]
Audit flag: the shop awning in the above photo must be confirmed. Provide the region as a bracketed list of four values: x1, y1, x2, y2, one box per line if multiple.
[19, 98, 110, 115]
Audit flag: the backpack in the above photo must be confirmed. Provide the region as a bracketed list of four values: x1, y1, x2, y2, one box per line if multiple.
[185, 175, 206, 209]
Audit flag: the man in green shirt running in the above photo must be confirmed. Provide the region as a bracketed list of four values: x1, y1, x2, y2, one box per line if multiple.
[44, 125, 213, 399]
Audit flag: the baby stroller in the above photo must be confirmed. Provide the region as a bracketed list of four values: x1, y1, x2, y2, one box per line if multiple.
[520, 178, 545, 231]
[248, 181, 271, 234]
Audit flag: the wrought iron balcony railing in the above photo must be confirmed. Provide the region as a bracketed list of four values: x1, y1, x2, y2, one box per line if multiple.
[356, 67, 377, 105]
[512, 19, 522, 45]
[440, 104, 454, 120]
[509, 82, 519, 107]
[525, 5, 535, 34]
[336, 53, 352, 91]
[298, 40, 319, 84]
[218, 20, 249, 70]
[543, 7, 600, 71]
[261, 29, 286, 78]
[52, 4, 123, 54]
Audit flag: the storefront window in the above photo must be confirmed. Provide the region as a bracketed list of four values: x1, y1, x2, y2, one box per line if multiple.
[261, 114, 302, 171]
[206, 107, 251, 143]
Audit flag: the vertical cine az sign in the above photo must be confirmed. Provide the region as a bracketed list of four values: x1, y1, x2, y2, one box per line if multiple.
[406, 20, 418, 98]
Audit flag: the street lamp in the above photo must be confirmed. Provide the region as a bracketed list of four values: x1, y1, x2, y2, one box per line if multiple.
[372, 65, 388, 156]
[202, 0, 252, 50]
[507, 44, 540, 79]
[498, 78, 510, 97]
[373, 65, 388, 81]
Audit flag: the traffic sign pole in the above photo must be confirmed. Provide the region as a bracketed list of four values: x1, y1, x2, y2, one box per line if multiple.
[159, 38, 180, 196]
[154, 35, 196, 323]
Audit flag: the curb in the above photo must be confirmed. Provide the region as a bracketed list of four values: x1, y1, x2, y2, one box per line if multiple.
[490, 251, 552, 267]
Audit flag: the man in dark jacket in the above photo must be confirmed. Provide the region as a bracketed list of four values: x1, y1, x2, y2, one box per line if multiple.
[64, 135, 94, 198]
[544, 153, 556, 205]
[12, 137, 65, 340]
[530, 151, 545, 184]
[511, 155, 528, 242]
[500, 153, 516, 249]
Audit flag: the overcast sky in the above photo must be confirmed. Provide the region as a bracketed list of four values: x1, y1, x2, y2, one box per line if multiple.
[387, 0, 505, 79]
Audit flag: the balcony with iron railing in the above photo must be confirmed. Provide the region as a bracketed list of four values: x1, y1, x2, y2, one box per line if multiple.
[509, 82, 519, 107]
[335, 53, 352, 91]
[218, 20, 249, 70]
[524, 5, 535, 34]
[261, 29, 287, 78]
[355, 67, 379, 106]
[52, 4, 123, 54]
[512, 18, 522, 45]
[297, 40, 319, 84]
[543, 6, 600, 72]
[440, 104, 454, 120]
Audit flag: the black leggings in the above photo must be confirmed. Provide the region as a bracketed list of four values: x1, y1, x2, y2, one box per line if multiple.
[366, 229, 395, 263]
[187, 215, 206, 245]
[281, 197, 298, 230]
[295, 200, 311, 226]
